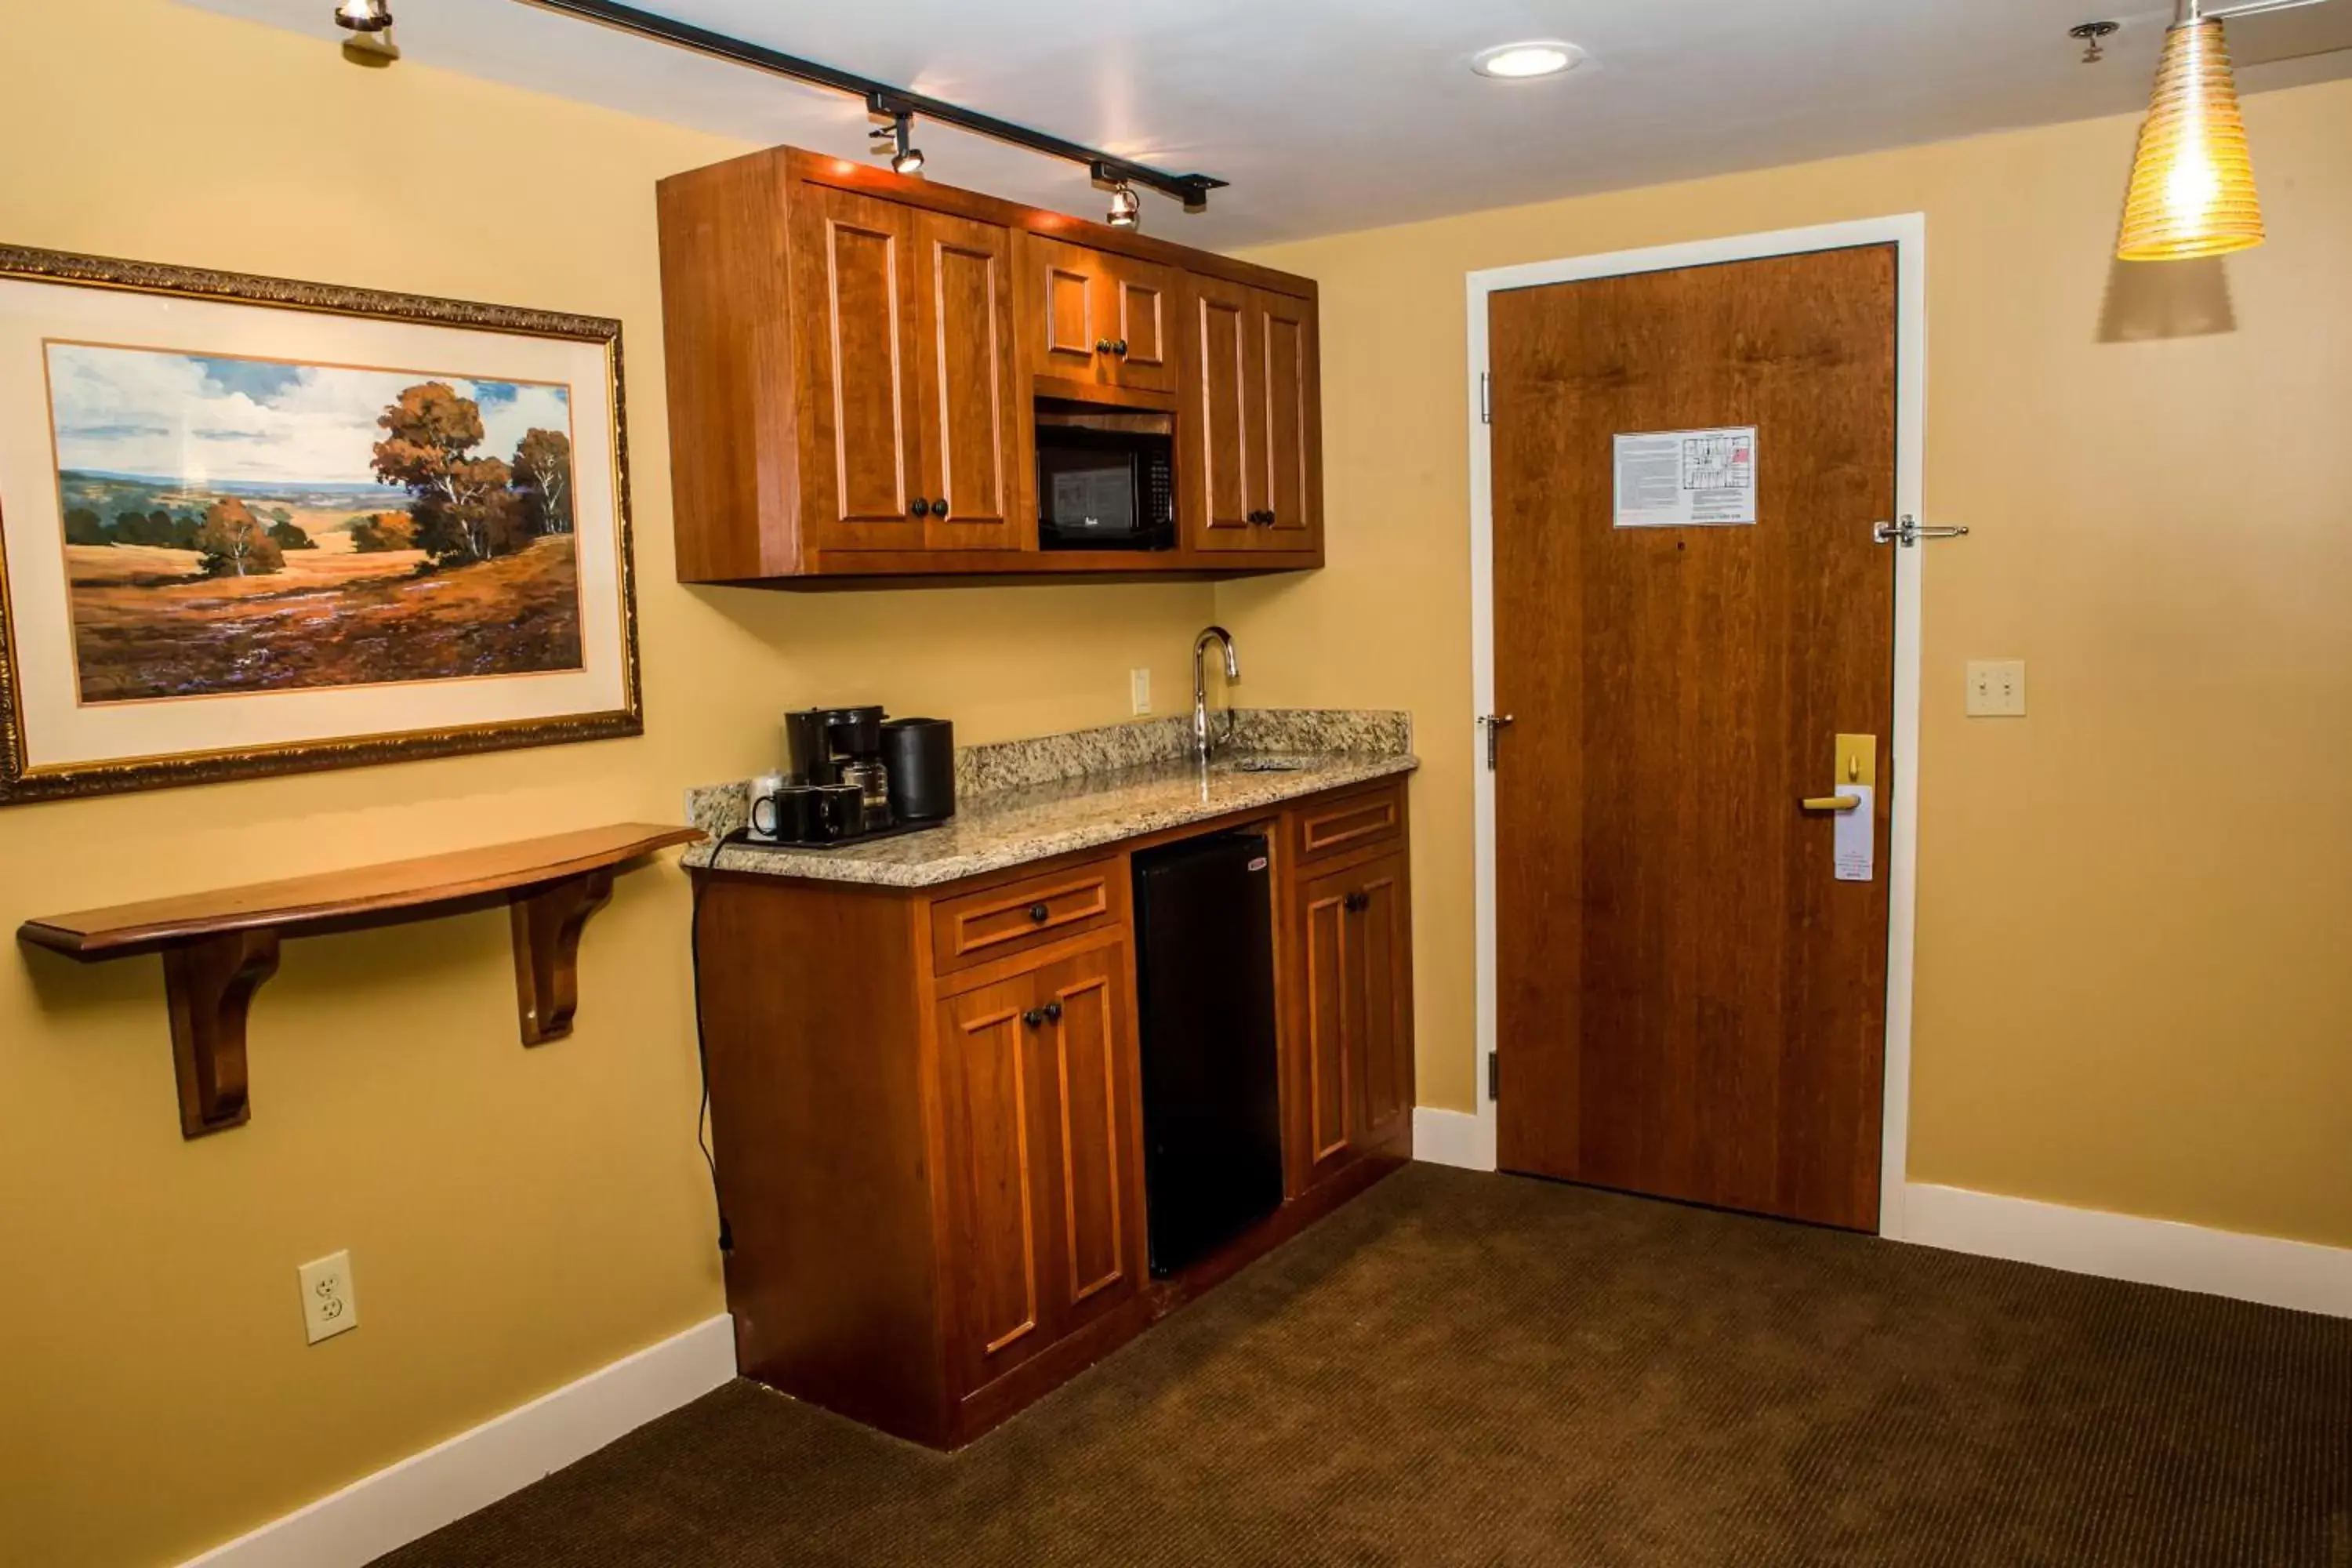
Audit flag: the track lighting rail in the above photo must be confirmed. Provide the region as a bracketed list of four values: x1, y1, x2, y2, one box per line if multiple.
[520, 0, 1229, 210]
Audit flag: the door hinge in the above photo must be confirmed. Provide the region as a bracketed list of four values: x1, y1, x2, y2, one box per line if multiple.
[1486, 1050, 1500, 1102]
[1479, 372, 1491, 425]
[1479, 713, 1515, 771]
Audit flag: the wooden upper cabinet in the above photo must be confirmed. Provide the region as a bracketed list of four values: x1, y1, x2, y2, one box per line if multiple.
[795, 185, 924, 554]
[1182, 272, 1259, 546]
[1183, 278, 1322, 555]
[1027, 236, 1176, 394]
[1258, 289, 1323, 554]
[912, 209, 1026, 553]
[655, 146, 1319, 580]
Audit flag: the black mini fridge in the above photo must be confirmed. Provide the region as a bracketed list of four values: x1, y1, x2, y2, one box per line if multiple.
[1132, 830, 1286, 1276]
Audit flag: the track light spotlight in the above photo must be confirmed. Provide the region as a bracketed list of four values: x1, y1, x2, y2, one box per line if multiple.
[1106, 181, 1142, 230]
[333, 0, 397, 64]
[871, 111, 925, 177]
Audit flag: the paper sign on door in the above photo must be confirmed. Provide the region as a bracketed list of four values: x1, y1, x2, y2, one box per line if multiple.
[1612, 427, 1758, 528]
[1834, 784, 1875, 883]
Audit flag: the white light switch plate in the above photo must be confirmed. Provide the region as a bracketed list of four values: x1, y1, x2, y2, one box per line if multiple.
[1130, 668, 1152, 716]
[299, 1250, 358, 1345]
[1965, 659, 2027, 717]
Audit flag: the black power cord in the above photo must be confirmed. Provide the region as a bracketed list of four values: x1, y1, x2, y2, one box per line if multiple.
[688, 829, 753, 1255]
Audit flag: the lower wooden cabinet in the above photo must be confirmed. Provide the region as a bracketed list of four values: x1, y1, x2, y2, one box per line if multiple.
[937, 941, 1145, 1396]
[690, 779, 1411, 1448]
[1290, 808, 1415, 1196]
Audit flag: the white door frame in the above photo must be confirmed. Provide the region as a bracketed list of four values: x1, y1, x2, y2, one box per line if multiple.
[1453, 216, 1928, 1240]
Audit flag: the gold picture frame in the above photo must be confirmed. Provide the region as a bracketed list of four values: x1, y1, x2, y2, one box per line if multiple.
[0, 244, 641, 804]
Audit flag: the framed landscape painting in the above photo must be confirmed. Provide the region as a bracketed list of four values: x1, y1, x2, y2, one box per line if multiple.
[0, 245, 641, 804]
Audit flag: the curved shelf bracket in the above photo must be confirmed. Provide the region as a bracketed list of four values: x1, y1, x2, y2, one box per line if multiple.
[19, 823, 701, 1138]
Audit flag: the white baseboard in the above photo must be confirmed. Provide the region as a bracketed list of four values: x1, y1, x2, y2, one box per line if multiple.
[1904, 1183, 2352, 1319]
[181, 1313, 737, 1568]
[1414, 1105, 1497, 1171]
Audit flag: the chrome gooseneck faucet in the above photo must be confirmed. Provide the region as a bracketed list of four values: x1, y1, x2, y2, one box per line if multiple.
[1192, 626, 1240, 763]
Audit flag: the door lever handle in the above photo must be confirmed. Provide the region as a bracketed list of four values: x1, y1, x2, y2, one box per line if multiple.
[1800, 794, 1864, 812]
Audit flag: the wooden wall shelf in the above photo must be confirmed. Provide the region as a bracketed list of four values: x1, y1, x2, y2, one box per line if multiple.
[17, 823, 702, 1138]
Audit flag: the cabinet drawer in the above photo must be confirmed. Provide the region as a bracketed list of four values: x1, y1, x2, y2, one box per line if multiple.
[931, 858, 1125, 975]
[1294, 784, 1404, 865]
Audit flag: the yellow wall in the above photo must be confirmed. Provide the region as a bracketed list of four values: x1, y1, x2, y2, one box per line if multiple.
[1225, 78, 2352, 1248]
[0, 3, 1216, 1563]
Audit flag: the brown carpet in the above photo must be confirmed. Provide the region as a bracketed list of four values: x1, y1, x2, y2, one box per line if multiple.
[376, 1166, 2352, 1567]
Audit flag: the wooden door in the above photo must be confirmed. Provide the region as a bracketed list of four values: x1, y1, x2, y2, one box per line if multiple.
[1183, 272, 1261, 550]
[1350, 854, 1414, 1152]
[1029, 235, 1105, 383]
[1254, 289, 1321, 552]
[1031, 944, 1144, 1334]
[1102, 255, 1178, 393]
[936, 973, 1054, 1391]
[912, 211, 1025, 552]
[1490, 245, 1898, 1231]
[798, 185, 923, 552]
[1297, 862, 1357, 1188]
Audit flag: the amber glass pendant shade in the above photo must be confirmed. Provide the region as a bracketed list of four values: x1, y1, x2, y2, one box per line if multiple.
[2117, 16, 2264, 261]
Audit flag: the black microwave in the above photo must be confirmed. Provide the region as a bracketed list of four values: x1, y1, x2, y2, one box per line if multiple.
[1036, 427, 1176, 551]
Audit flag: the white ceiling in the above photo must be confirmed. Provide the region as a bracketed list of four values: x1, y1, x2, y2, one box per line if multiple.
[185, 0, 2352, 249]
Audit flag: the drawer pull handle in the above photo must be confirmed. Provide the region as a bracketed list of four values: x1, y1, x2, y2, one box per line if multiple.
[1027, 902, 1050, 924]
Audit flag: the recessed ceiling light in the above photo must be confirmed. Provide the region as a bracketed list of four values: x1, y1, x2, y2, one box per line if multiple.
[1470, 40, 1584, 80]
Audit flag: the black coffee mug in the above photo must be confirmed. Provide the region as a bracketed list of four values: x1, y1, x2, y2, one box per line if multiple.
[815, 782, 865, 840]
[755, 785, 829, 843]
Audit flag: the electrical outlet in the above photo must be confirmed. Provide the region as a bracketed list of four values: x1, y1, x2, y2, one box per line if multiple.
[1130, 667, 1152, 716]
[298, 1250, 358, 1345]
[1965, 659, 2027, 717]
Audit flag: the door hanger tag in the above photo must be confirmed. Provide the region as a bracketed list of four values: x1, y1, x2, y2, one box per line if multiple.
[1834, 784, 1875, 883]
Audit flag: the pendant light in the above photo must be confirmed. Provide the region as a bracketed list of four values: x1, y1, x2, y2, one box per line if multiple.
[2116, 0, 2263, 261]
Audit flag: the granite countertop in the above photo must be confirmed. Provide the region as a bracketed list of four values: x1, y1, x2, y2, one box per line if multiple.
[682, 710, 1414, 890]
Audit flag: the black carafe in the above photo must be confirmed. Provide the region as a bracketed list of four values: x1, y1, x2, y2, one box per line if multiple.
[880, 717, 956, 822]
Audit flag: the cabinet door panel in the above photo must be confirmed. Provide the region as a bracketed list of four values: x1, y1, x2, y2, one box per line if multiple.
[801, 187, 920, 551]
[1257, 289, 1321, 552]
[916, 212, 1025, 551]
[1035, 945, 1142, 1330]
[1354, 855, 1413, 1150]
[938, 975, 1051, 1388]
[1299, 867, 1354, 1184]
[1185, 273, 1260, 550]
[1031, 236, 1104, 381]
[1105, 256, 1178, 393]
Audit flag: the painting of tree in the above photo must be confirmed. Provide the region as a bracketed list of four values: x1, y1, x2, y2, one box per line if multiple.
[194, 498, 284, 578]
[371, 382, 524, 565]
[511, 429, 574, 535]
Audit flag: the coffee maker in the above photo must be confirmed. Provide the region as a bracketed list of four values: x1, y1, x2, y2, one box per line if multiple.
[784, 706, 891, 831]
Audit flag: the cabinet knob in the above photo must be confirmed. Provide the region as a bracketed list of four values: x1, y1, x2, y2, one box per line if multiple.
[1022, 1008, 1043, 1029]
[1095, 338, 1114, 354]
[934, 498, 949, 519]
[909, 497, 931, 517]
[1028, 902, 1050, 924]
[1043, 1000, 1063, 1025]
[1111, 339, 1129, 356]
